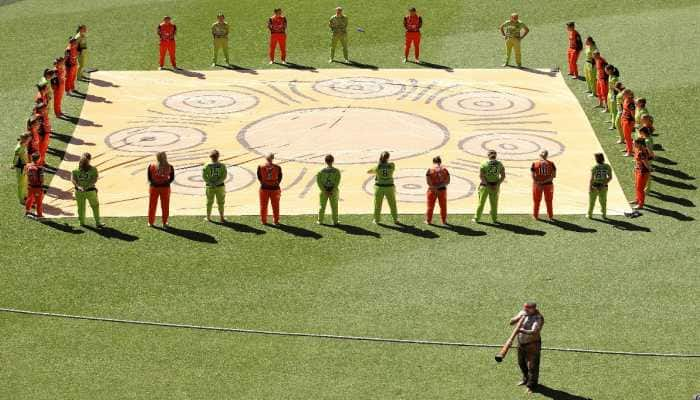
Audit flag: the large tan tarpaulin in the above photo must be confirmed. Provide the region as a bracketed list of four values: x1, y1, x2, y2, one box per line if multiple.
[45, 68, 631, 218]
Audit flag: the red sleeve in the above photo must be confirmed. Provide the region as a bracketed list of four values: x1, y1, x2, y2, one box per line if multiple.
[257, 166, 262, 182]
[283, 17, 287, 30]
[147, 166, 153, 184]
[277, 165, 283, 184]
[403, 16, 408, 29]
[418, 16, 423, 28]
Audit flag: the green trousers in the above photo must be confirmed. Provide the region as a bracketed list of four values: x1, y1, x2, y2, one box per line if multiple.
[609, 94, 618, 127]
[505, 37, 522, 66]
[206, 186, 226, 217]
[587, 187, 608, 218]
[474, 184, 499, 222]
[584, 62, 596, 93]
[374, 185, 397, 222]
[331, 33, 348, 60]
[77, 50, 88, 78]
[76, 190, 100, 225]
[319, 189, 339, 224]
[213, 38, 230, 64]
[16, 169, 27, 204]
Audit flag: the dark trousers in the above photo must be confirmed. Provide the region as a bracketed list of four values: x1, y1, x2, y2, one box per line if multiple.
[517, 340, 541, 388]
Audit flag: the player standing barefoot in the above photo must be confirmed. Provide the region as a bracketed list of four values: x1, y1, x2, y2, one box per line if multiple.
[211, 13, 230, 67]
[587, 153, 612, 219]
[631, 139, 652, 210]
[472, 150, 505, 223]
[565, 22, 582, 79]
[583, 37, 598, 96]
[147, 152, 175, 227]
[268, 8, 288, 64]
[12, 134, 31, 205]
[592, 51, 608, 110]
[425, 156, 450, 225]
[368, 151, 398, 224]
[72, 153, 104, 227]
[403, 7, 422, 63]
[65, 38, 79, 95]
[620, 88, 636, 156]
[52, 57, 66, 118]
[531, 150, 556, 220]
[74, 25, 89, 80]
[24, 153, 44, 219]
[316, 154, 341, 225]
[510, 302, 544, 394]
[257, 153, 283, 225]
[605, 65, 620, 127]
[500, 13, 529, 68]
[329, 7, 349, 63]
[157, 16, 178, 70]
[203, 150, 227, 222]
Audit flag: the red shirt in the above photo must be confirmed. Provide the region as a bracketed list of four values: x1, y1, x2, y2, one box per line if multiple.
[257, 163, 282, 189]
[148, 163, 175, 187]
[595, 56, 607, 79]
[426, 165, 449, 189]
[66, 45, 78, 62]
[158, 22, 177, 41]
[531, 160, 556, 183]
[622, 97, 636, 121]
[268, 15, 287, 34]
[634, 147, 651, 173]
[404, 15, 422, 32]
[568, 30, 581, 49]
[25, 163, 44, 187]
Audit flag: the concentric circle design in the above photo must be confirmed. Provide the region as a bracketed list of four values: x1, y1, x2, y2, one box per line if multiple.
[171, 165, 256, 196]
[437, 90, 535, 116]
[163, 90, 259, 114]
[105, 126, 206, 153]
[363, 168, 476, 203]
[458, 132, 564, 161]
[237, 107, 449, 165]
[312, 77, 404, 99]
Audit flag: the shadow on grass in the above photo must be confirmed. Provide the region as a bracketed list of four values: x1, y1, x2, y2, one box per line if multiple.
[594, 217, 650, 232]
[541, 219, 597, 233]
[651, 156, 677, 166]
[652, 166, 695, 181]
[533, 385, 592, 400]
[481, 222, 546, 236]
[215, 220, 266, 235]
[83, 225, 139, 242]
[40, 220, 84, 234]
[171, 68, 206, 79]
[651, 175, 697, 191]
[648, 190, 695, 207]
[377, 222, 439, 239]
[336, 60, 379, 70]
[153, 225, 217, 243]
[332, 223, 380, 238]
[221, 63, 258, 74]
[409, 60, 454, 72]
[268, 223, 322, 239]
[433, 223, 486, 236]
[275, 61, 318, 72]
[643, 204, 694, 221]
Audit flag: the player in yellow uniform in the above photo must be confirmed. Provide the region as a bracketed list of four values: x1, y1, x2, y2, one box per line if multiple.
[211, 13, 231, 66]
[499, 13, 529, 67]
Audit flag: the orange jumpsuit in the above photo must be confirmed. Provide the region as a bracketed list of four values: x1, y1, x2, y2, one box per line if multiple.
[268, 15, 287, 62]
[426, 165, 449, 224]
[24, 163, 44, 217]
[594, 56, 608, 104]
[567, 30, 581, 77]
[34, 95, 50, 165]
[257, 163, 283, 224]
[621, 97, 636, 154]
[65, 46, 78, 93]
[531, 159, 556, 219]
[404, 14, 423, 60]
[634, 147, 651, 207]
[52, 65, 65, 117]
[147, 163, 174, 225]
[158, 22, 177, 68]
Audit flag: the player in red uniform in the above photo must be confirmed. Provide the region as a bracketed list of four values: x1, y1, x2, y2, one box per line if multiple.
[32, 100, 50, 165]
[157, 16, 178, 70]
[257, 153, 283, 225]
[425, 156, 450, 225]
[26, 116, 41, 161]
[24, 152, 45, 218]
[147, 151, 175, 227]
[52, 57, 66, 117]
[631, 138, 652, 210]
[565, 22, 582, 79]
[403, 7, 423, 63]
[65, 38, 79, 95]
[268, 8, 288, 64]
[592, 51, 608, 110]
[530, 150, 556, 220]
[620, 88, 636, 157]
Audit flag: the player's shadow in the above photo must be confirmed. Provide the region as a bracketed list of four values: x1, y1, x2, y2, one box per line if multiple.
[532, 384, 592, 400]
[643, 204, 694, 221]
[336, 60, 379, 70]
[221, 64, 258, 74]
[171, 68, 206, 80]
[331, 223, 381, 238]
[40, 220, 84, 234]
[276, 61, 318, 72]
[409, 60, 454, 72]
[594, 217, 650, 232]
[83, 225, 139, 242]
[481, 222, 546, 236]
[516, 66, 558, 77]
[87, 78, 120, 88]
[377, 222, 439, 239]
[651, 156, 677, 166]
[652, 165, 695, 181]
[268, 223, 322, 239]
[648, 190, 695, 207]
[651, 175, 696, 191]
[46, 186, 73, 201]
[85, 94, 112, 104]
[541, 219, 597, 233]
[68, 90, 86, 99]
[215, 220, 266, 235]
[153, 225, 218, 243]
[433, 223, 486, 237]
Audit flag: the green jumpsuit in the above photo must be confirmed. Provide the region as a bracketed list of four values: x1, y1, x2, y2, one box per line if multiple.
[74, 31, 88, 78]
[608, 75, 619, 128]
[316, 166, 341, 224]
[588, 163, 612, 218]
[369, 162, 397, 223]
[583, 44, 597, 94]
[502, 20, 527, 66]
[72, 166, 101, 225]
[203, 162, 227, 218]
[329, 14, 349, 60]
[13, 142, 29, 204]
[212, 21, 230, 65]
[474, 160, 504, 222]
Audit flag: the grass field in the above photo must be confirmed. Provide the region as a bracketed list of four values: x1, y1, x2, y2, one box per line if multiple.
[1, 0, 698, 399]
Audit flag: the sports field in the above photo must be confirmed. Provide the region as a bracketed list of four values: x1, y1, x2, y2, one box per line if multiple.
[1, 1, 698, 399]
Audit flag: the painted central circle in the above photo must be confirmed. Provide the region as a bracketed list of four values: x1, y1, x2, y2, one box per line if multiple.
[237, 107, 449, 165]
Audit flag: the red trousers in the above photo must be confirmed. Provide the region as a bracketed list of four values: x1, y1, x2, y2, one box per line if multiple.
[25, 187, 44, 217]
[405, 32, 421, 59]
[426, 189, 447, 224]
[53, 84, 64, 116]
[635, 171, 650, 207]
[38, 137, 50, 165]
[159, 40, 177, 67]
[65, 66, 77, 92]
[148, 186, 171, 225]
[269, 33, 287, 62]
[567, 48, 580, 77]
[532, 183, 554, 219]
[596, 79, 608, 105]
[621, 118, 634, 154]
[259, 189, 281, 224]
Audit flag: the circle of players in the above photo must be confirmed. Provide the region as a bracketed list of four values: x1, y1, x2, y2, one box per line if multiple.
[12, 12, 658, 229]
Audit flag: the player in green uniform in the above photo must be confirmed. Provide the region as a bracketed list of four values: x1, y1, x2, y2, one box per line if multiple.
[211, 13, 231, 66]
[71, 152, 104, 227]
[606, 65, 620, 128]
[329, 7, 349, 63]
[634, 98, 649, 129]
[583, 37, 598, 96]
[587, 153, 613, 219]
[74, 25, 88, 80]
[473, 150, 506, 223]
[499, 13, 529, 67]
[202, 150, 228, 222]
[613, 82, 626, 143]
[316, 154, 341, 225]
[12, 133, 31, 204]
[368, 151, 398, 224]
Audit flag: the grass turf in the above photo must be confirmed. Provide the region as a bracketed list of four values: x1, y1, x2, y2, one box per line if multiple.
[1, 0, 698, 399]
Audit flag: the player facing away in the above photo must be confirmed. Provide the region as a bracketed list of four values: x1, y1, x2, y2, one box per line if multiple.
[583, 37, 598, 96]
[637, 125, 655, 193]
[500, 13, 529, 67]
[32, 101, 50, 166]
[65, 38, 79, 95]
[157, 16, 178, 70]
[620, 88, 636, 157]
[74, 25, 88, 80]
[403, 7, 422, 63]
[425, 156, 450, 225]
[605, 65, 620, 121]
[631, 138, 652, 210]
[531, 150, 556, 220]
[592, 51, 608, 110]
[12, 133, 31, 205]
[634, 98, 649, 128]
[211, 13, 230, 66]
[24, 152, 44, 219]
[268, 8, 288, 64]
[316, 154, 341, 225]
[329, 7, 349, 63]
[52, 57, 66, 118]
[473, 150, 505, 223]
[147, 151, 175, 227]
[587, 153, 612, 219]
[510, 302, 544, 394]
[565, 22, 582, 79]
[202, 150, 227, 222]
[613, 82, 626, 142]
[368, 151, 398, 224]
[71, 153, 104, 227]
[257, 153, 283, 225]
